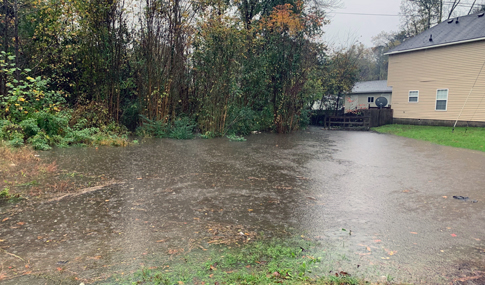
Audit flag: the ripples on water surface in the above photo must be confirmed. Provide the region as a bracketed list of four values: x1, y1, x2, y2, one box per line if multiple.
[1, 127, 485, 284]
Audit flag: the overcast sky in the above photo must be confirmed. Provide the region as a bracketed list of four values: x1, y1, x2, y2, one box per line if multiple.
[322, 0, 402, 48]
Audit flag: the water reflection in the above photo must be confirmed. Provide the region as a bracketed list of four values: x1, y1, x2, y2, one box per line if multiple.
[1, 128, 484, 284]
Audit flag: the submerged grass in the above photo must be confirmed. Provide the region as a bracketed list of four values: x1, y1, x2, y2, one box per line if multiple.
[0, 143, 104, 202]
[373, 124, 485, 152]
[106, 237, 368, 285]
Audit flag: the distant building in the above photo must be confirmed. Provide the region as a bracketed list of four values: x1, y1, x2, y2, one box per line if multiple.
[344, 80, 392, 113]
[386, 12, 485, 126]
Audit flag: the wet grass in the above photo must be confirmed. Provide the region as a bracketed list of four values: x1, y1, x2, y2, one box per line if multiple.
[0, 143, 104, 202]
[373, 124, 485, 152]
[105, 238, 369, 285]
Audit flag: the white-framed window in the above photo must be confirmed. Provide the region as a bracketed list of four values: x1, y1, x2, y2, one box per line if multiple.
[408, 90, 419, 102]
[368, 97, 374, 103]
[436, 89, 448, 111]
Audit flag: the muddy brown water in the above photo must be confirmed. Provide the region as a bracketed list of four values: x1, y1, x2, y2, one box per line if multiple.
[1, 127, 485, 284]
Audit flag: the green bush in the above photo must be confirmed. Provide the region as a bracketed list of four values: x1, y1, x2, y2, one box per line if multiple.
[227, 134, 246, 142]
[27, 131, 52, 150]
[225, 106, 273, 136]
[136, 115, 170, 138]
[0, 53, 66, 124]
[19, 118, 41, 138]
[299, 108, 311, 129]
[137, 115, 195, 140]
[169, 117, 196, 139]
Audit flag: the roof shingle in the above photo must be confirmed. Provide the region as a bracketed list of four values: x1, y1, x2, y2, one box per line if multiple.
[387, 12, 485, 55]
[351, 80, 392, 94]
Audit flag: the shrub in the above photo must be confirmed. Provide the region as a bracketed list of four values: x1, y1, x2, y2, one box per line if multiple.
[169, 117, 196, 139]
[27, 131, 52, 150]
[136, 115, 170, 138]
[227, 134, 246, 142]
[225, 106, 273, 136]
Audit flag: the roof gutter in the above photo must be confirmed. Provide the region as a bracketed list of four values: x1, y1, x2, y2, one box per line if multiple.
[385, 36, 485, 55]
[351, 91, 392, 94]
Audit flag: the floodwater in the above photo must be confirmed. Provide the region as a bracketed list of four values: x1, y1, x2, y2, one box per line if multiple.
[1, 127, 485, 284]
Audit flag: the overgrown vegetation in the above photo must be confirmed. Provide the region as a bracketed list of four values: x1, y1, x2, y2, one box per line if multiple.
[373, 124, 485, 152]
[0, 0, 363, 149]
[107, 238, 368, 285]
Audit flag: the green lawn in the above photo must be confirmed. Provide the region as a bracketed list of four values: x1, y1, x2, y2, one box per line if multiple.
[373, 124, 485, 152]
[104, 237, 370, 285]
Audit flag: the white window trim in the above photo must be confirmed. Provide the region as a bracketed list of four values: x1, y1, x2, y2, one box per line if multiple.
[435, 88, 449, 111]
[408, 90, 419, 103]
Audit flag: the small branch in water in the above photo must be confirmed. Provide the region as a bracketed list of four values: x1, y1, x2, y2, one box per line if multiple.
[1, 248, 25, 261]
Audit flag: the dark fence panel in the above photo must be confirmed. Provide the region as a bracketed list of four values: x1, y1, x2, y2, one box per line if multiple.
[324, 108, 393, 130]
[325, 116, 370, 130]
[362, 108, 393, 127]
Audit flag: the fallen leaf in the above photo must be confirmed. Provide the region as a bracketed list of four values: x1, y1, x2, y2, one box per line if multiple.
[402, 190, 410, 193]
[0, 239, 4, 242]
[246, 265, 251, 268]
[410, 232, 418, 234]
[443, 196, 447, 199]
[248, 209, 253, 212]
[451, 234, 457, 237]
[381, 257, 390, 259]
[178, 281, 184, 285]
[156, 240, 165, 243]
[17, 222, 25, 226]
[339, 271, 349, 276]
[475, 238, 481, 241]
[373, 240, 382, 243]
[2, 218, 9, 222]
[137, 178, 142, 180]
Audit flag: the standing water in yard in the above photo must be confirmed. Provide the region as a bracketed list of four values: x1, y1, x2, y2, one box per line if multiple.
[1, 127, 484, 284]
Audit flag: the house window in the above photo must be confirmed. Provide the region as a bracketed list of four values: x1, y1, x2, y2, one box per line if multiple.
[368, 97, 374, 103]
[408, 90, 419, 102]
[436, 89, 448, 111]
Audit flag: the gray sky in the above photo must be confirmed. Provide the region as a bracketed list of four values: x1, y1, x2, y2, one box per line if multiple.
[322, 0, 402, 48]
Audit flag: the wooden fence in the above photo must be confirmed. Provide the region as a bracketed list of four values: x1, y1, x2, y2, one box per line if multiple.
[362, 108, 393, 127]
[324, 116, 370, 130]
[324, 108, 393, 130]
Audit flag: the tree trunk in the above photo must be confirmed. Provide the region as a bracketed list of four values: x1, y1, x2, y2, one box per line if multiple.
[1, 0, 8, 96]
[14, 0, 19, 80]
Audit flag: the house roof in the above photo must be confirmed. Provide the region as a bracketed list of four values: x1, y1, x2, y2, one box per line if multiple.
[351, 80, 392, 94]
[387, 12, 485, 55]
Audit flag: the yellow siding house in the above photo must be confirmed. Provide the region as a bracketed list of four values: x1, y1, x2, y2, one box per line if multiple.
[387, 12, 485, 126]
